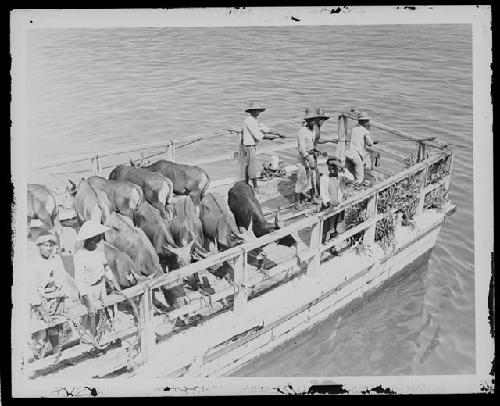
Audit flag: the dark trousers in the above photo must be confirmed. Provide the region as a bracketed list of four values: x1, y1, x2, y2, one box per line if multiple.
[322, 210, 345, 243]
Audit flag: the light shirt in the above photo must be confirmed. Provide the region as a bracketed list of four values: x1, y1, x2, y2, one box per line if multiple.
[73, 247, 111, 296]
[242, 116, 270, 146]
[29, 254, 67, 306]
[297, 126, 315, 161]
[328, 175, 346, 205]
[348, 124, 374, 160]
[319, 173, 346, 206]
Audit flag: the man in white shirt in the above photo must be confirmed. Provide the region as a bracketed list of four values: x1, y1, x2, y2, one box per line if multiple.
[345, 111, 377, 184]
[73, 221, 120, 344]
[241, 101, 282, 192]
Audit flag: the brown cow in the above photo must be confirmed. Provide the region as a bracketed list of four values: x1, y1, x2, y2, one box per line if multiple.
[136, 159, 210, 207]
[133, 201, 194, 271]
[200, 193, 255, 252]
[104, 213, 185, 311]
[109, 164, 174, 220]
[27, 184, 61, 238]
[68, 176, 144, 222]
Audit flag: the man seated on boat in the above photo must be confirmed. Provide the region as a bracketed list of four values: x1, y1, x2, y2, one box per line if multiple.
[344, 111, 378, 185]
[241, 101, 283, 193]
[29, 231, 69, 362]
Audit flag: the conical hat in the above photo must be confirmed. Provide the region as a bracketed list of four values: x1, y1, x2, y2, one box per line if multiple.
[75, 220, 110, 241]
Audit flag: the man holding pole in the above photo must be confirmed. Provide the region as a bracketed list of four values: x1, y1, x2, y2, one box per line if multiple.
[344, 111, 377, 184]
[241, 101, 283, 193]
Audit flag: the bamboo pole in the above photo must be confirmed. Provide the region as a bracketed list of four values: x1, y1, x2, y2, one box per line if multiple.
[344, 111, 446, 150]
[31, 139, 176, 171]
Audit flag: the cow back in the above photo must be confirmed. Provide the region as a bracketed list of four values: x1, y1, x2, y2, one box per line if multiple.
[201, 193, 240, 245]
[109, 164, 172, 206]
[133, 201, 176, 252]
[74, 179, 112, 224]
[105, 212, 163, 276]
[145, 160, 210, 204]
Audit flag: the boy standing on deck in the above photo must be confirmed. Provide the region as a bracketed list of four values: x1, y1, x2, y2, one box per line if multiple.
[321, 157, 347, 251]
[241, 102, 282, 193]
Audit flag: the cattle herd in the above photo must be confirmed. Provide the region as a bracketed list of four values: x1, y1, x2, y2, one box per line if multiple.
[27, 159, 292, 312]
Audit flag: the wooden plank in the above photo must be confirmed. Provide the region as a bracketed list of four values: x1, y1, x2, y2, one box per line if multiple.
[139, 288, 155, 364]
[362, 194, 377, 246]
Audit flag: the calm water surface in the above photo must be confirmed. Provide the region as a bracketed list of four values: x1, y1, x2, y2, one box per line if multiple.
[25, 24, 474, 375]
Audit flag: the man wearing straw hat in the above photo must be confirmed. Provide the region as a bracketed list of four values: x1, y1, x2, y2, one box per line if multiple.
[73, 221, 121, 344]
[295, 107, 328, 209]
[345, 111, 376, 184]
[241, 101, 282, 192]
[29, 230, 69, 361]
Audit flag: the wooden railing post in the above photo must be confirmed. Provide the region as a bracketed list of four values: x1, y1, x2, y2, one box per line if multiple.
[91, 154, 102, 176]
[362, 194, 377, 246]
[307, 217, 323, 277]
[337, 114, 348, 166]
[139, 286, 155, 364]
[415, 165, 429, 216]
[233, 248, 248, 313]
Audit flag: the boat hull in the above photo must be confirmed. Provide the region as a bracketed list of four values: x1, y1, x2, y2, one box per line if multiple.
[130, 205, 454, 379]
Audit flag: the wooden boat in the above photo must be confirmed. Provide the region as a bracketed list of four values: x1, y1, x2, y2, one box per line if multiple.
[22, 111, 455, 384]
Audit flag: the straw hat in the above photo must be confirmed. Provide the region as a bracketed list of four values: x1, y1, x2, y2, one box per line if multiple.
[75, 221, 110, 241]
[245, 101, 266, 113]
[357, 111, 371, 121]
[304, 107, 330, 121]
[314, 107, 330, 120]
[304, 107, 317, 121]
[36, 230, 57, 245]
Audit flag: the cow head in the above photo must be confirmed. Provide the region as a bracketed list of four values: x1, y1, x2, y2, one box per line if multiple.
[163, 240, 195, 268]
[129, 157, 148, 168]
[65, 178, 87, 198]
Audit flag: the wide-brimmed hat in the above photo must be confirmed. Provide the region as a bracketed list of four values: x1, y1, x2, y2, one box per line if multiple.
[75, 221, 110, 242]
[245, 101, 266, 113]
[314, 107, 330, 120]
[304, 107, 330, 121]
[357, 111, 371, 121]
[304, 107, 317, 121]
[36, 231, 57, 245]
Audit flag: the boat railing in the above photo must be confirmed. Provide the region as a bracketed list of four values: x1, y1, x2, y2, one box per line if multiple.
[26, 146, 453, 377]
